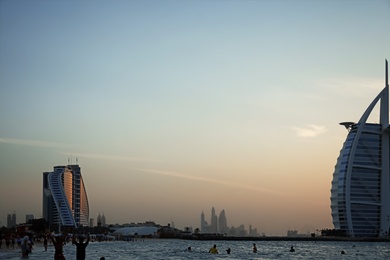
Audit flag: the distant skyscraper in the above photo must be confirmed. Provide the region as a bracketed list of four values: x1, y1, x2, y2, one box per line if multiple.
[7, 212, 16, 228]
[101, 213, 106, 227]
[331, 60, 390, 237]
[210, 207, 218, 233]
[97, 213, 102, 227]
[200, 211, 205, 232]
[25, 214, 34, 223]
[218, 209, 228, 234]
[42, 164, 90, 228]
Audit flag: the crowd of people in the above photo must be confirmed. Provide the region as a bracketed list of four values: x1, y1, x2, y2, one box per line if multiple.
[1, 232, 349, 258]
[0, 230, 93, 260]
[0, 232, 34, 258]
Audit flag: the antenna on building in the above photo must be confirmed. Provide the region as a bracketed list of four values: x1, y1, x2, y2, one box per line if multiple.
[386, 59, 388, 88]
[76, 157, 78, 164]
[68, 157, 70, 165]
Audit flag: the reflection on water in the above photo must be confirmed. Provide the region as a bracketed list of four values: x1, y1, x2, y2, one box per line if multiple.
[1, 239, 390, 259]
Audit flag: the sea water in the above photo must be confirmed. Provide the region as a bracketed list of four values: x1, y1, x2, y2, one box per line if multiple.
[1, 239, 390, 259]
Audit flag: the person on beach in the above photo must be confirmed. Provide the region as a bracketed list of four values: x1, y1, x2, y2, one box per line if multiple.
[209, 244, 218, 254]
[253, 243, 257, 253]
[50, 233, 67, 260]
[72, 234, 90, 260]
[11, 235, 15, 249]
[226, 248, 231, 254]
[28, 234, 34, 254]
[21, 233, 31, 258]
[5, 236, 10, 249]
[43, 234, 48, 251]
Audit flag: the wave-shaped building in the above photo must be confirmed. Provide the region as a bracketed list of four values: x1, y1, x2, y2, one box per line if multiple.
[42, 164, 89, 228]
[330, 60, 390, 237]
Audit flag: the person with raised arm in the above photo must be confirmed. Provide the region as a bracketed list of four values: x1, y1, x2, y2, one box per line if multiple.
[72, 233, 90, 260]
[50, 232, 68, 260]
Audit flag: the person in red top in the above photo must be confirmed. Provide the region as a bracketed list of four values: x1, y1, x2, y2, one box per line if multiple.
[50, 233, 67, 260]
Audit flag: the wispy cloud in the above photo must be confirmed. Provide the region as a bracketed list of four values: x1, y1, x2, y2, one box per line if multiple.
[59, 152, 162, 163]
[137, 168, 284, 195]
[291, 124, 327, 138]
[0, 137, 71, 148]
[0, 138, 161, 163]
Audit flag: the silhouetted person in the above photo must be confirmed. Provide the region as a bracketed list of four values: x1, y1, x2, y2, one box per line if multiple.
[226, 248, 231, 254]
[290, 246, 295, 252]
[186, 246, 192, 252]
[43, 235, 48, 251]
[341, 250, 345, 254]
[50, 234, 67, 260]
[253, 243, 257, 253]
[11, 236, 15, 249]
[73, 234, 90, 260]
[21, 233, 31, 258]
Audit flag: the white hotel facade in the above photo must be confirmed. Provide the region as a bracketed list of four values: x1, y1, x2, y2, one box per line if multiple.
[331, 60, 390, 237]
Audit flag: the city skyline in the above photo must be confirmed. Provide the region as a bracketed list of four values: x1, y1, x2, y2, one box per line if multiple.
[1, 1, 390, 235]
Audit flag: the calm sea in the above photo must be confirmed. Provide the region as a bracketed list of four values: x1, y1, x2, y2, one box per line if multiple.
[1, 239, 389, 259]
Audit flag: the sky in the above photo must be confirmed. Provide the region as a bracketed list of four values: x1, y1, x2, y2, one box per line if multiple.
[1, 0, 390, 236]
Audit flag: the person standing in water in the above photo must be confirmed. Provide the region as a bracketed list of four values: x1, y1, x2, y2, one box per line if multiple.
[253, 243, 257, 253]
[209, 244, 218, 254]
[43, 234, 48, 251]
[72, 234, 90, 260]
[50, 233, 67, 260]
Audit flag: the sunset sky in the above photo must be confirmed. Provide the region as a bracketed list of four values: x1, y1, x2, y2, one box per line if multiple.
[1, 0, 390, 235]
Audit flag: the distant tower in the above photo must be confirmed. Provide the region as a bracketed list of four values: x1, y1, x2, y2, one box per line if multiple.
[201, 211, 205, 232]
[25, 214, 34, 223]
[218, 209, 228, 234]
[7, 212, 16, 228]
[210, 207, 218, 233]
[101, 213, 106, 227]
[97, 213, 102, 227]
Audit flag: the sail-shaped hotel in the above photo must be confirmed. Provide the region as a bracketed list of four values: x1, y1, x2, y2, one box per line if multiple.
[42, 164, 89, 228]
[331, 60, 390, 237]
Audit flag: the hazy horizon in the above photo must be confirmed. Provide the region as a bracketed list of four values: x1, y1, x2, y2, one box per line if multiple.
[1, 0, 390, 236]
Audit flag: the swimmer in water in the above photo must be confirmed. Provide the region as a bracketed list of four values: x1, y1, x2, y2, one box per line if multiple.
[209, 244, 218, 254]
[253, 243, 257, 253]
